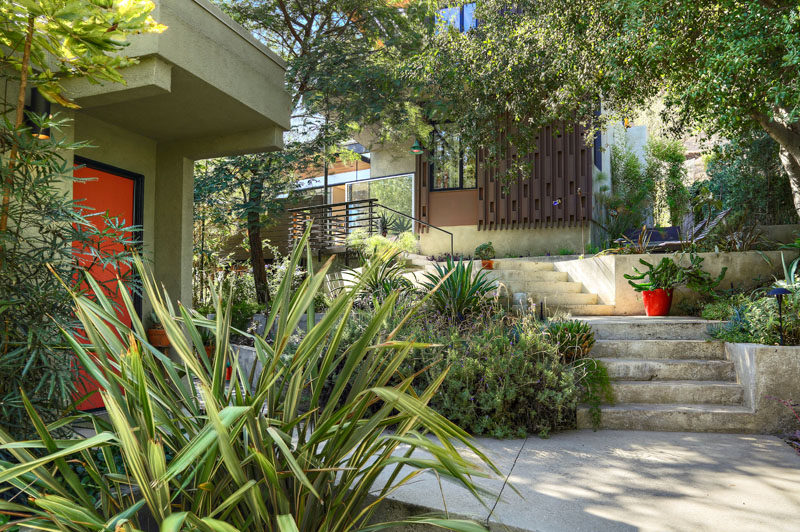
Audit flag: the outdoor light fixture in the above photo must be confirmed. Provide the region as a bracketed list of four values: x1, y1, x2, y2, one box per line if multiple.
[768, 287, 792, 345]
[553, 198, 562, 207]
[26, 88, 51, 140]
[410, 139, 424, 155]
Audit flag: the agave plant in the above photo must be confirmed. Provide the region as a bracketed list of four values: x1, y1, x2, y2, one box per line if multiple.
[0, 228, 499, 531]
[420, 258, 495, 320]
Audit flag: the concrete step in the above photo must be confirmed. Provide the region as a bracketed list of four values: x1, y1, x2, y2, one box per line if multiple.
[512, 303, 616, 317]
[536, 292, 598, 306]
[611, 380, 744, 405]
[592, 339, 725, 360]
[577, 403, 756, 432]
[492, 260, 554, 271]
[602, 358, 735, 381]
[581, 317, 721, 340]
[488, 270, 569, 283]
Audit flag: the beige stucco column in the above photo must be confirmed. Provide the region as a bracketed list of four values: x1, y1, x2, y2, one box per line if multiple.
[154, 146, 195, 308]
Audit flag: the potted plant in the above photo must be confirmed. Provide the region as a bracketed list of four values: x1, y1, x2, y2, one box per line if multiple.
[624, 254, 727, 316]
[145, 311, 170, 348]
[475, 242, 496, 270]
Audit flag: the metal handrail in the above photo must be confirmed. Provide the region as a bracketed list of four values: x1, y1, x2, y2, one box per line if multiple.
[375, 203, 454, 257]
[288, 198, 455, 257]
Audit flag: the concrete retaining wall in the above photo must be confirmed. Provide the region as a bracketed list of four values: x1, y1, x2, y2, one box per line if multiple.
[554, 250, 797, 315]
[727, 343, 800, 433]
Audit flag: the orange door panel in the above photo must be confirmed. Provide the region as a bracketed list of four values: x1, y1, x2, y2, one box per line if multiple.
[72, 158, 142, 410]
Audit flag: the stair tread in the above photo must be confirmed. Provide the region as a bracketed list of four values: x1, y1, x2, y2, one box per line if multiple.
[589, 403, 753, 413]
[601, 358, 732, 365]
[612, 379, 741, 386]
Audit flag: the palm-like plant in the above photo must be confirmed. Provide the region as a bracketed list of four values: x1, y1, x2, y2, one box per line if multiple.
[0, 229, 498, 531]
[420, 258, 495, 320]
[343, 248, 414, 303]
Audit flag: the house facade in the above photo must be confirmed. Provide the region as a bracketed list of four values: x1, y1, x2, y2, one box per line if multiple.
[10, 0, 290, 311]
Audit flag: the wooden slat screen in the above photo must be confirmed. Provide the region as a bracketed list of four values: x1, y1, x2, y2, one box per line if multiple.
[477, 121, 592, 230]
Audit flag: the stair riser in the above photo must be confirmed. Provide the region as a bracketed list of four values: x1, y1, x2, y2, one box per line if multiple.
[511, 304, 615, 316]
[489, 271, 569, 283]
[592, 340, 725, 360]
[492, 281, 582, 293]
[604, 360, 735, 381]
[577, 408, 756, 433]
[493, 261, 555, 271]
[611, 383, 744, 405]
[589, 322, 714, 340]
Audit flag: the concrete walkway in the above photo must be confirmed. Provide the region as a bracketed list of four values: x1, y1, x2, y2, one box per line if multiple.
[380, 430, 800, 531]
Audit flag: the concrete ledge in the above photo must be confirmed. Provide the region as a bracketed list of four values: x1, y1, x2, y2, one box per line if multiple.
[727, 342, 800, 433]
[554, 251, 797, 314]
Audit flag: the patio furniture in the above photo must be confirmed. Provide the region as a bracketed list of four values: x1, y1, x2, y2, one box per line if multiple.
[652, 207, 731, 251]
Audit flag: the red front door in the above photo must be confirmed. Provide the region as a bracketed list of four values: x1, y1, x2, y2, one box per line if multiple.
[72, 160, 141, 410]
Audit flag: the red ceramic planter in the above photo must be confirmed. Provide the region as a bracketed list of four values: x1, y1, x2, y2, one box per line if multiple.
[642, 288, 673, 316]
[481, 259, 494, 270]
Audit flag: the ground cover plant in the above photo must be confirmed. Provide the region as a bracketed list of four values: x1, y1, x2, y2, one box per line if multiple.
[0, 232, 498, 531]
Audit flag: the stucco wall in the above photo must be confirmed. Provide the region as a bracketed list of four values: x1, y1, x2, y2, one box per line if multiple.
[418, 225, 587, 257]
[727, 343, 800, 433]
[554, 251, 797, 314]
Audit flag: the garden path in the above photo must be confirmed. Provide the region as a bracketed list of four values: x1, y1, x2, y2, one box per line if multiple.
[376, 429, 800, 531]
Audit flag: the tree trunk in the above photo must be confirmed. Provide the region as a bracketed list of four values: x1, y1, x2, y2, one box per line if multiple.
[780, 147, 800, 219]
[247, 175, 269, 305]
[755, 111, 800, 220]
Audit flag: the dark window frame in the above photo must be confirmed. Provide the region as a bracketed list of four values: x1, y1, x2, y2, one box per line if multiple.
[429, 128, 478, 192]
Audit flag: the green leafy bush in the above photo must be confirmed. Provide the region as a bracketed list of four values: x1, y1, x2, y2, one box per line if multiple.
[625, 254, 726, 294]
[346, 228, 417, 256]
[706, 292, 800, 346]
[0, 230, 497, 531]
[420, 257, 496, 320]
[546, 319, 596, 362]
[474, 242, 495, 260]
[343, 248, 414, 304]
[0, 118, 139, 437]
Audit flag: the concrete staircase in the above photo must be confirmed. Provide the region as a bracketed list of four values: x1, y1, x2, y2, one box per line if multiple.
[577, 317, 756, 433]
[484, 260, 613, 316]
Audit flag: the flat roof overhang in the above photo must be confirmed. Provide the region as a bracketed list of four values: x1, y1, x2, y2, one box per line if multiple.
[59, 0, 291, 158]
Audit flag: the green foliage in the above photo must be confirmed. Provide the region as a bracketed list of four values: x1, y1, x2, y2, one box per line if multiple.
[474, 242, 496, 260]
[384, 311, 581, 438]
[420, 258, 496, 320]
[344, 249, 415, 304]
[0, 118, 140, 437]
[698, 131, 796, 226]
[625, 254, 726, 294]
[546, 319, 596, 363]
[576, 359, 615, 431]
[708, 294, 800, 346]
[0, 229, 498, 531]
[346, 229, 418, 257]
[557, 248, 575, 256]
[645, 138, 690, 227]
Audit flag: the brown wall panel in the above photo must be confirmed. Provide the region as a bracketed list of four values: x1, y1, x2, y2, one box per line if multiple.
[428, 190, 479, 227]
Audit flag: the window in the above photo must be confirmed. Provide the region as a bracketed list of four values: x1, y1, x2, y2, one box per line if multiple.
[430, 126, 477, 190]
[436, 3, 478, 33]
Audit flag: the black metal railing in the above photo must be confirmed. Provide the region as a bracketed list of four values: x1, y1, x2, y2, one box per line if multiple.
[287, 198, 455, 257]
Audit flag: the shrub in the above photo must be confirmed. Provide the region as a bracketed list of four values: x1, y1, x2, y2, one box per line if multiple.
[708, 293, 800, 346]
[420, 257, 495, 320]
[343, 248, 415, 304]
[0, 117, 139, 437]
[346, 228, 417, 256]
[0, 229, 498, 531]
[474, 242, 495, 260]
[546, 319, 596, 362]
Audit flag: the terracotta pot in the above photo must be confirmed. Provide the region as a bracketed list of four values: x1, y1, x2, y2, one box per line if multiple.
[146, 327, 170, 348]
[642, 288, 674, 316]
[481, 259, 494, 270]
[205, 345, 214, 358]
